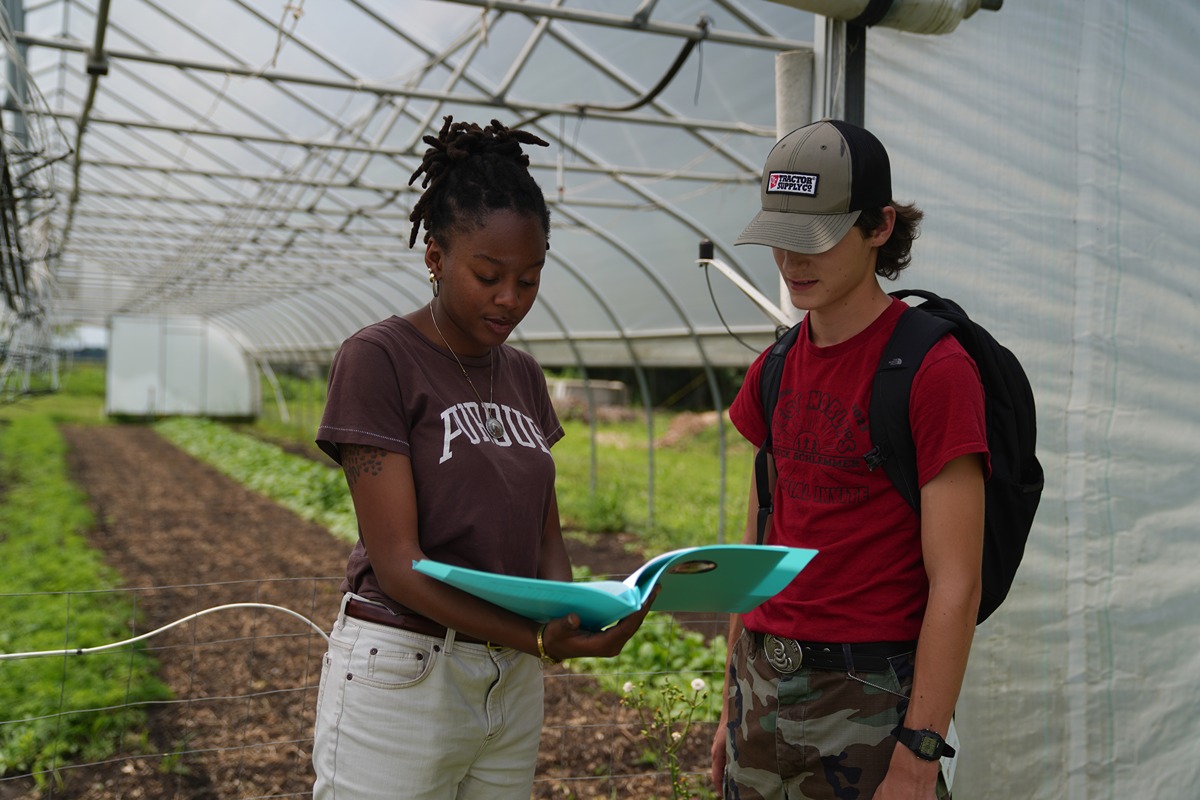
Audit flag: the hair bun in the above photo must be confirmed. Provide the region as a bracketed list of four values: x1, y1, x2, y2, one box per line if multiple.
[406, 116, 551, 249]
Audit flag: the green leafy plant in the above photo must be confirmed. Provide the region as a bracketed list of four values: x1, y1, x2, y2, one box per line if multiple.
[154, 417, 358, 541]
[563, 613, 724, 798]
[158, 732, 197, 777]
[567, 613, 726, 722]
[621, 676, 715, 800]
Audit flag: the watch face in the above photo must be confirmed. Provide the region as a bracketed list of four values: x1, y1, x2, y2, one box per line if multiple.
[917, 735, 940, 758]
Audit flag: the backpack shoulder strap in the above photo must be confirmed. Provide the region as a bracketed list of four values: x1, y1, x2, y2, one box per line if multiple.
[755, 322, 803, 545]
[866, 306, 955, 512]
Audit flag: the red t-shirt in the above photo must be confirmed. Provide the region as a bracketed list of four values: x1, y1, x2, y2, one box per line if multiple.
[730, 298, 989, 642]
[317, 316, 563, 614]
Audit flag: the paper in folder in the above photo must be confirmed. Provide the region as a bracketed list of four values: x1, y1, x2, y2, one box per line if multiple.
[413, 544, 817, 630]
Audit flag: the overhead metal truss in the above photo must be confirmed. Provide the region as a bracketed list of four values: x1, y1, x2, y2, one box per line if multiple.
[2, 0, 818, 373]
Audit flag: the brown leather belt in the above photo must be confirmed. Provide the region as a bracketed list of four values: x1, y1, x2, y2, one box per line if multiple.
[344, 598, 489, 645]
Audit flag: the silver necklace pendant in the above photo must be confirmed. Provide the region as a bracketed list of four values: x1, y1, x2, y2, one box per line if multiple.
[429, 303, 506, 441]
[485, 414, 505, 439]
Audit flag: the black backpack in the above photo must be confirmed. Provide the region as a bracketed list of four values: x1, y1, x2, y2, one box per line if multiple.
[755, 289, 1043, 624]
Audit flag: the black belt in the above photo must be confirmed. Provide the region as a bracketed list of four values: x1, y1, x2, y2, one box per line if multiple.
[344, 599, 489, 646]
[752, 631, 915, 674]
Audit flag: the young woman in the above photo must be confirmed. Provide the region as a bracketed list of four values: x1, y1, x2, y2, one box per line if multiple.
[311, 117, 652, 799]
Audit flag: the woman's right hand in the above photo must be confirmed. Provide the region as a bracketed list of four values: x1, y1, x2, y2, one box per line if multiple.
[540, 585, 659, 660]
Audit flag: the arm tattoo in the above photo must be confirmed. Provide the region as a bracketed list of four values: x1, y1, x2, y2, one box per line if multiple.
[343, 445, 388, 491]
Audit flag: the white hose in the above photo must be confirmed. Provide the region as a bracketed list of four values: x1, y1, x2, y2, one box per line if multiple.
[0, 602, 329, 661]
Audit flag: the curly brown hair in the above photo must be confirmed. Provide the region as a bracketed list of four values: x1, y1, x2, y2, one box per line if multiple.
[407, 116, 551, 250]
[855, 201, 923, 280]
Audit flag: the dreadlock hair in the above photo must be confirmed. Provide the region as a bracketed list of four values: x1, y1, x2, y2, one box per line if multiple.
[408, 116, 551, 251]
[855, 201, 924, 280]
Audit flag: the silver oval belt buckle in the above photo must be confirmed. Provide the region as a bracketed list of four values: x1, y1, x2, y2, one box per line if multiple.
[763, 634, 803, 674]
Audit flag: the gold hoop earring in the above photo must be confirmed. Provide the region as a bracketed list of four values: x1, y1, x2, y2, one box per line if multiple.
[428, 270, 440, 298]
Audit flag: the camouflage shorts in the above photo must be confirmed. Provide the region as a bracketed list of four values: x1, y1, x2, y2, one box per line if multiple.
[722, 629, 950, 800]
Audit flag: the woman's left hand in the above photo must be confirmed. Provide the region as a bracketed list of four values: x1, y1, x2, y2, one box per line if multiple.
[541, 585, 659, 660]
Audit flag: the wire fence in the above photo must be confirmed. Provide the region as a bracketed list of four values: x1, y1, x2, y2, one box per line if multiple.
[0, 579, 723, 799]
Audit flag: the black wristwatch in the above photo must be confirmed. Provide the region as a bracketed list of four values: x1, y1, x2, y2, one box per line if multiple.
[891, 725, 955, 761]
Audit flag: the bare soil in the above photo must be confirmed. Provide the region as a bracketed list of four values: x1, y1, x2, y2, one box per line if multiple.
[5, 424, 717, 799]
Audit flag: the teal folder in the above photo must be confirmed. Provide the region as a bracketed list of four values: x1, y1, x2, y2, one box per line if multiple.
[413, 544, 817, 630]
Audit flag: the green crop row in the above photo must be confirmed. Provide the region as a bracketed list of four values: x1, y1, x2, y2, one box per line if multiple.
[0, 414, 170, 783]
[154, 416, 359, 541]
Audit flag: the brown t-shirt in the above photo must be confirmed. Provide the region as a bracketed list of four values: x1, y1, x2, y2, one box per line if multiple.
[317, 316, 564, 614]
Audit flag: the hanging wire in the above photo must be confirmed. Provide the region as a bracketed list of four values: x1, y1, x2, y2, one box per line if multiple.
[514, 15, 713, 130]
[702, 261, 762, 354]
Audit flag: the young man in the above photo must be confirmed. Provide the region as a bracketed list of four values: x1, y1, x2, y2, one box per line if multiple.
[710, 120, 989, 800]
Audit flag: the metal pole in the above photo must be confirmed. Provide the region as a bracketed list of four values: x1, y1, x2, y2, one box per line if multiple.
[3, 0, 28, 146]
[774, 49, 816, 326]
[813, 15, 866, 126]
[844, 23, 867, 126]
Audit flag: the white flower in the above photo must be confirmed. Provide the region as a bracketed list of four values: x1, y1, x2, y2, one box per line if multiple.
[622, 681, 635, 694]
[691, 678, 707, 692]
[672, 731, 682, 741]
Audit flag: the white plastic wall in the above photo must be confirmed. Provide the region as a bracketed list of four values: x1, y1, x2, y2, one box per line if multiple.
[864, 2, 1200, 797]
[105, 315, 259, 418]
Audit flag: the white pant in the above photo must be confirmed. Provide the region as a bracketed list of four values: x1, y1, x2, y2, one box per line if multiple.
[312, 594, 544, 799]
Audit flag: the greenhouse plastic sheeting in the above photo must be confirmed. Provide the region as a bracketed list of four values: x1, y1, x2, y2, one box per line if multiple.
[5, 1, 1200, 796]
[866, 2, 1200, 797]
